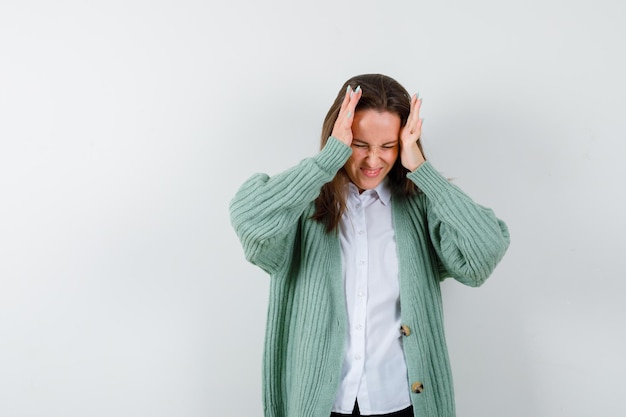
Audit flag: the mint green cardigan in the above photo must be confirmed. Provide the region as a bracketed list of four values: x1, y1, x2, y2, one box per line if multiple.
[230, 137, 510, 417]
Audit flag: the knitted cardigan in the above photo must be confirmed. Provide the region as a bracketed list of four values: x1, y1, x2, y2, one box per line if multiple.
[230, 137, 510, 417]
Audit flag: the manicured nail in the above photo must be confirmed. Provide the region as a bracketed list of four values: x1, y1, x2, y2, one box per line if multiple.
[355, 85, 361, 93]
[347, 85, 352, 95]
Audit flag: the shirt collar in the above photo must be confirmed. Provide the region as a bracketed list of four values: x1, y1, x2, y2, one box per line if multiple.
[375, 179, 392, 206]
[345, 179, 392, 206]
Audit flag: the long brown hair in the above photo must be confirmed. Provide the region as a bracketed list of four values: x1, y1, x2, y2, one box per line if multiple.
[312, 74, 424, 233]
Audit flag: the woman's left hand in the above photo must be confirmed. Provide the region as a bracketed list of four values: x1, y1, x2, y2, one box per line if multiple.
[399, 94, 425, 172]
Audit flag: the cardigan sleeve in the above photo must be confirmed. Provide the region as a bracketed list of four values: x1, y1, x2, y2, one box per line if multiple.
[407, 161, 510, 287]
[229, 137, 351, 275]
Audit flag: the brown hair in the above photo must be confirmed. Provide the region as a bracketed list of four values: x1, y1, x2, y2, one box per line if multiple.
[312, 74, 424, 233]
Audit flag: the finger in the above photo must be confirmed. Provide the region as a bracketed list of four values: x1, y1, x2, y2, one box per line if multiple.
[346, 85, 362, 119]
[413, 100, 423, 135]
[405, 94, 417, 129]
[414, 96, 422, 120]
[340, 85, 352, 113]
[405, 94, 418, 134]
[409, 95, 422, 135]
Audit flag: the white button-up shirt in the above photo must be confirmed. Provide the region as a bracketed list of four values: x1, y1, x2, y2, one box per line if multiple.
[332, 180, 411, 415]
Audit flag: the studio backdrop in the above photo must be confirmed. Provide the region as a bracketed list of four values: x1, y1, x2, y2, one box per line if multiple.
[1, 1, 624, 416]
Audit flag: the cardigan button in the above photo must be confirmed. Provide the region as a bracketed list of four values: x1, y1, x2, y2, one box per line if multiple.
[400, 324, 411, 337]
[411, 381, 424, 394]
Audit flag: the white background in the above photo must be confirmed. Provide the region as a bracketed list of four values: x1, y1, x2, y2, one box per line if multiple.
[1, 1, 625, 416]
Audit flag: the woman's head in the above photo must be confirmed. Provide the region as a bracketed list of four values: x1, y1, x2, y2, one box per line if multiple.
[313, 74, 422, 232]
[320, 73, 411, 149]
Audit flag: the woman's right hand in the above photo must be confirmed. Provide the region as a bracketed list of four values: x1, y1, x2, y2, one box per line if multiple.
[331, 85, 362, 146]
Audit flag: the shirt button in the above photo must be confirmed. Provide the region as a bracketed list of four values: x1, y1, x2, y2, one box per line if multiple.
[355, 204, 361, 209]
[358, 230, 365, 235]
[356, 324, 363, 330]
[358, 291, 365, 297]
[355, 354, 362, 360]
[358, 260, 365, 266]
[411, 381, 425, 394]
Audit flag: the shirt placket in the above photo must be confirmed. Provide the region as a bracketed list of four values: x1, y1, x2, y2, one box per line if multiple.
[352, 195, 369, 376]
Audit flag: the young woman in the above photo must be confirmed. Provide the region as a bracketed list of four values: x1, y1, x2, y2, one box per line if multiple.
[230, 74, 510, 417]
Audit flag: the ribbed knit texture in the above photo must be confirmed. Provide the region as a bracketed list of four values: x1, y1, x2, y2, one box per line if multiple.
[230, 137, 510, 417]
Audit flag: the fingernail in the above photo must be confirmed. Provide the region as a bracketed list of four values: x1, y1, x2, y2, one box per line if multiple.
[347, 85, 352, 94]
[355, 85, 361, 93]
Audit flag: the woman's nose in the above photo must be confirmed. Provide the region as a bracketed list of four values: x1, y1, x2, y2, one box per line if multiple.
[365, 150, 380, 162]
[367, 146, 380, 156]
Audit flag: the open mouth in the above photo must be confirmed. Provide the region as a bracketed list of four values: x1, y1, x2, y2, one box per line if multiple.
[361, 167, 382, 178]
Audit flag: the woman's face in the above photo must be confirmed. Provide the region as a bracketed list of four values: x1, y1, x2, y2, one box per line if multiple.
[344, 109, 401, 192]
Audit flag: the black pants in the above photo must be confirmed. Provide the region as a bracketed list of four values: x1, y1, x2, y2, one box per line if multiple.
[330, 400, 414, 417]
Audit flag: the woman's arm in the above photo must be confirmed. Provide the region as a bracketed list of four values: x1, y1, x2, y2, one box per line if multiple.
[399, 94, 509, 286]
[229, 137, 351, 275]
[409, 162, 510, 286]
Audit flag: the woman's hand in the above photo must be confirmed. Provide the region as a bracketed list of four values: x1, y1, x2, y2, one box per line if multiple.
[331, 85, 362, 146]
[399, 93, 425, 171]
